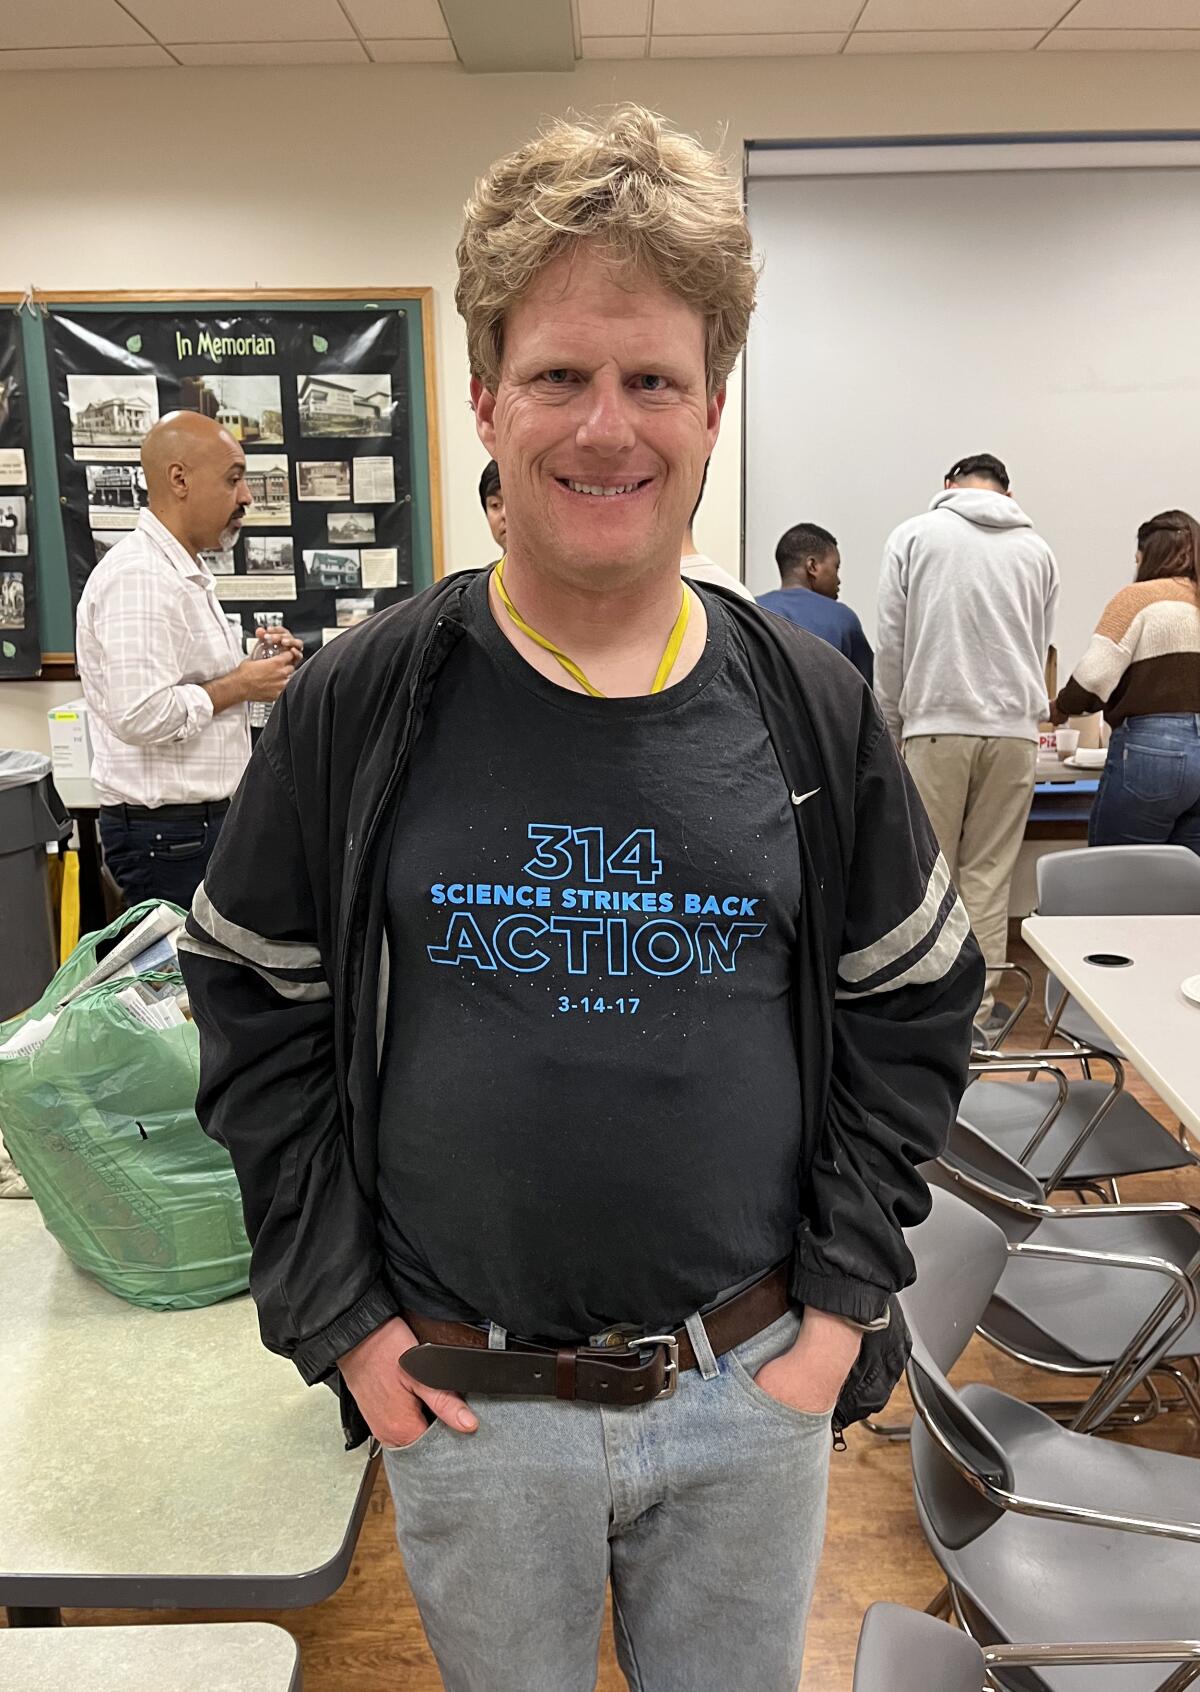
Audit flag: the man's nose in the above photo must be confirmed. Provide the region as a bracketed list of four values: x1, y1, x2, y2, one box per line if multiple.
[577, 377, 636, 455]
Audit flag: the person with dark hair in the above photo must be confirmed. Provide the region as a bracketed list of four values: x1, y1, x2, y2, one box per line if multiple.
[679, 460, 755, 601]
[1052, 509, 1200, 851]
[757, 523, 873, 683]
[875, 453, 1059, 1040]
[479, 458, 505, 559]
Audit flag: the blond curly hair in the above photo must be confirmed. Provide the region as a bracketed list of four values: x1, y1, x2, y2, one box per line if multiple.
[456, 105, 757, 399]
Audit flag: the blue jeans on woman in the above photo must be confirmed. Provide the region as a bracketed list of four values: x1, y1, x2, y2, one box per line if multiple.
[1089, 714, 1200, 853]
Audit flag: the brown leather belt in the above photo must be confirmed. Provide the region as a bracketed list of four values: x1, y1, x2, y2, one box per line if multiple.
[399, 1262, 791, 1407]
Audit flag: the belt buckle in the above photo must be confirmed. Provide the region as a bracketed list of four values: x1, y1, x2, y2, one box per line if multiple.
[626, 1332, 679, 1400]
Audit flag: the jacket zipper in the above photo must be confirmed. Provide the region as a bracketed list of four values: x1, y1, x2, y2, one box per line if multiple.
[333, 617, 459, 1121]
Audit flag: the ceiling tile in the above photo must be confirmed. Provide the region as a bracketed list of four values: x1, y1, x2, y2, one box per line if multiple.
[579, 0, 649, 34]
[1040, 26, 1200, 46]
[342, 0, 450, 37]
[124, 1, 354, 44]
[0, 43, 174, 67]
[857, 0, 1068, 26]
[581, 35, 648, 56]
[653, 0, 859, 34]
[171, 39, 370, 64]
[651, 31, 845, 55]
[847, 28, 1045, 49]
[367, 36, 458, 58]
[0, 0, 153, 49]
[1061, 0, 1200, 24]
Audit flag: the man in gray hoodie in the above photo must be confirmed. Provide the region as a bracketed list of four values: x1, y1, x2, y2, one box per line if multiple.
[875, 453, 1058, 1036]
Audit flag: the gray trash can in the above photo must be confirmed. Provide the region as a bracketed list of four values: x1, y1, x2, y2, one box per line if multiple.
[0, 751, 72, 1021]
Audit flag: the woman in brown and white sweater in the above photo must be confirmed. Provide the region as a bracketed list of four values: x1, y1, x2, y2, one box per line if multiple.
[1051, 509, 1200, 851]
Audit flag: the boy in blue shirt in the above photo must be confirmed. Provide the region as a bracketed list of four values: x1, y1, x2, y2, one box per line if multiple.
[757, 522, 874, 685]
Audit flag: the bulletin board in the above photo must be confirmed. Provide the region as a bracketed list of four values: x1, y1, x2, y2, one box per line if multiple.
[11, 289, 442, 673]
[0, 300, 39, 679]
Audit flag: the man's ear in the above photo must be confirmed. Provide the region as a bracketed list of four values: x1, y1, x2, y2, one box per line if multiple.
[706, 385, 726, 453]
[804, 556, 818, 586]
[471, 376, 498, 457]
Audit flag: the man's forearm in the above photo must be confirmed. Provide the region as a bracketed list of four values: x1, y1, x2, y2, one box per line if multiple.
[203, 668, 249, 716]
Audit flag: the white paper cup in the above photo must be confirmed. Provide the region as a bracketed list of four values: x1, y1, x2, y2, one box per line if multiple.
[1056, 728, 1081, 760]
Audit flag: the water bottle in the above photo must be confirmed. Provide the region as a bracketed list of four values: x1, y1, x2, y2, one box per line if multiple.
[248, 610, 285, 729]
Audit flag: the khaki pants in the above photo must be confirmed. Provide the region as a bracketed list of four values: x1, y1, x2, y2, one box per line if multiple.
[902, 735, 1037, 1023]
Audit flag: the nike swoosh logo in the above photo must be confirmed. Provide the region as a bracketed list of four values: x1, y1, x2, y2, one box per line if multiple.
[791, 788, 821, 806]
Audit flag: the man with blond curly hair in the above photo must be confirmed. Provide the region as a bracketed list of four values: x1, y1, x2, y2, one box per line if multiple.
[182, 106, 981, 1690]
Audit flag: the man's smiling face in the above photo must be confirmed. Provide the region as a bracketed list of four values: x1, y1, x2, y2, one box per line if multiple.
[473, 242, 723, 594]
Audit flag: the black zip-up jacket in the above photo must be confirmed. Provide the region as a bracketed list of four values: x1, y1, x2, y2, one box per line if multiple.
[180, 574, 983, 1447]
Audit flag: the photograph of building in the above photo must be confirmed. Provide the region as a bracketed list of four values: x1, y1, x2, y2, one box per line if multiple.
[85, 463, 148, 527]
[303, 548, 361, 588]
[245, 537, 295, 574]
[328, 510, 375, 544]
[297, 459, 351, 502]
[67, 375, 158, 455]
[181, 375, 283, 445]
[296, 374, 392, 438]
[242, 454, 291, 525]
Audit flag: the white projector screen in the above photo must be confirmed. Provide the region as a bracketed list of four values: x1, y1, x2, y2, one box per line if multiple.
[744, 156, 1200, 676]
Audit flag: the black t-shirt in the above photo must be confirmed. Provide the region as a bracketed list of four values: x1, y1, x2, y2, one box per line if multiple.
[378, 570, 804, 1341]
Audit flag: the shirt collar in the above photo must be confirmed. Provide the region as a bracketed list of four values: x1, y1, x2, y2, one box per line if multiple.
[137, 508, 213, 584]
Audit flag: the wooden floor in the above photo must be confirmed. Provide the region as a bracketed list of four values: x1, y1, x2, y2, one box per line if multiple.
[6, 928, 1198, 1688]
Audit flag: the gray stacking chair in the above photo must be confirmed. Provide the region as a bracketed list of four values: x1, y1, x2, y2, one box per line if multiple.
[901, 1187, 1200, 1692]
[960, 1047, 1195, 1194]
[926, 1117, 1200, 1429]
[1037, 844, 1200, 1055]
[960, 845, 1200, 1191]
[853, 1603, 1200, 1692]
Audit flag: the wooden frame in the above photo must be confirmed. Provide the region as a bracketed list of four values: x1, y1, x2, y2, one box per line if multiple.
[10, 286, 444, 675]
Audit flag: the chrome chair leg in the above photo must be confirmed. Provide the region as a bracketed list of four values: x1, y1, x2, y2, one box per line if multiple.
[863, 1417, 911, 1442]
[925, 1583, 953, 1620]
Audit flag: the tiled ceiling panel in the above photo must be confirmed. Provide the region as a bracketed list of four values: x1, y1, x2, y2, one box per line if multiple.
[654, 0, 862, 31]
[171, 40, 370, 65]
[123, 1, 354, 45]
[651, 31, 845, 55]
[847, 28, 1046, 49]
[857, 0, 1071, 26]
[342, 0, 451, 37]
[368, 36, 458, 59]
[2, 0, 1196, 71]
[1040, 26, 1200, 46]
[1063, 0, 1200, 23]
[0, 43, 173, 68]
[578, 0, 649, 36]
[0, 1, 153, 50]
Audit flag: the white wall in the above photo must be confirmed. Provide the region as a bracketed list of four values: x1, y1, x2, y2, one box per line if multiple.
[2, 48, 1198, 750]
[745, 163, 1200, 669]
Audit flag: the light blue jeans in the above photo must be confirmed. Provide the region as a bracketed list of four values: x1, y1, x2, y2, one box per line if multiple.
[382, 1309, 831, 1691]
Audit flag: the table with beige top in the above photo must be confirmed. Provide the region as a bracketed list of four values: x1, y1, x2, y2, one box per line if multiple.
[1021, 913, 1200, 1136]
[0, 1621, 301, 1690]
[0, 1201, 376, 1627]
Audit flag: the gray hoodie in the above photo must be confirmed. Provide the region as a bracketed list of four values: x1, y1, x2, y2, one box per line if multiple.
[875, 488, 1059, 742]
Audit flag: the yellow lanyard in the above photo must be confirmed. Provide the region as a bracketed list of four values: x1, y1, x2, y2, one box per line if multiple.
[493, 557, 690, 699]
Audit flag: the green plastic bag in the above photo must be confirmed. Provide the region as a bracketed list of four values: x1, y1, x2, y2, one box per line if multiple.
[0, 903, 251, 1309]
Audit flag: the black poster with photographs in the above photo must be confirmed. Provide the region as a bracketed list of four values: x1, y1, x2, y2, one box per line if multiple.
[0, 309, 38, 677]
[44, 308, 413, 656]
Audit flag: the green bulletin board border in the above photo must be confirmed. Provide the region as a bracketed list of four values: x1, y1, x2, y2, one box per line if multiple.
[8, 289, 443, 670]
